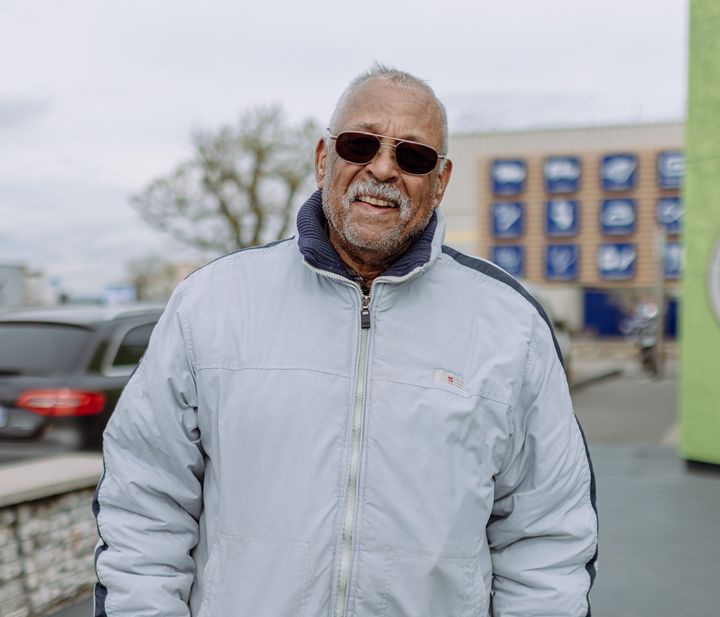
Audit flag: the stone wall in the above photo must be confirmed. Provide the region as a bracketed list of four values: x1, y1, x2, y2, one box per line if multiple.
[0, 455, 102, 617]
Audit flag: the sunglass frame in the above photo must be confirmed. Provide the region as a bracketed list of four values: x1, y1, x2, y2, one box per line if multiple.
[327, 129, 446, 176]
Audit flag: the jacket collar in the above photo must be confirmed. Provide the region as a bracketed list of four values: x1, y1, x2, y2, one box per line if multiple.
[297, 189, 442, 282]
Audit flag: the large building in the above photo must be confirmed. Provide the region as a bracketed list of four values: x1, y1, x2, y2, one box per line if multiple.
[442, 122, 684, 334]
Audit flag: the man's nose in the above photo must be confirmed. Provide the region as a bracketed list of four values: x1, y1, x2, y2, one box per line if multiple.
[364, 142, 400, 182]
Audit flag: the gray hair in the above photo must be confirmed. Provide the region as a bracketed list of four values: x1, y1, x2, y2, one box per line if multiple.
[327, 63, 449, 171]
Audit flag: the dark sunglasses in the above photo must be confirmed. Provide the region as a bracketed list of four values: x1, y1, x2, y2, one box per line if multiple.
[327, 129, 445, 176]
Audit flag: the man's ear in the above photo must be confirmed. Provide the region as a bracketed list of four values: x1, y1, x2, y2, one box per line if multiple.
[315, 138, 328, 189]
[432, 158, 453, 209]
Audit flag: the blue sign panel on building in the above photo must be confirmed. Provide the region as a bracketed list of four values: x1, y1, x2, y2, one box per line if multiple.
[544, 156, 581, 193]
[664, 242, 683, 279]
[491, 202, 524, 238]
[657, 197, 683, 233]
[545, 245, 579, 280]
[597, 243, 637, 280]
[657, 151, 685, 189]
[546, 200, 579, 236]
[491, 159, 526, 195]
[601, 199, 636, 235]
[601, 154, 638, 191]
[491, 246, 524, 277]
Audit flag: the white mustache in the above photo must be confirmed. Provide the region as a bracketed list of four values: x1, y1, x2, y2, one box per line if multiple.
[344, 180, 410, 215]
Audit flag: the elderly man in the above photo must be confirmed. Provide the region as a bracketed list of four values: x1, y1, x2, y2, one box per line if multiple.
[94, 65, 597, 617]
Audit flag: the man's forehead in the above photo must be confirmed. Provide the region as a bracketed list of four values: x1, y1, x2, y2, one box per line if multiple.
[343, 79, 436, 114]
[348, 120, 428, 144]
[338, 80, 443, 143]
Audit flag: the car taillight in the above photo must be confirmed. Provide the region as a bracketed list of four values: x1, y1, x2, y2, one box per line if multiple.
[16, 389, 106, 417]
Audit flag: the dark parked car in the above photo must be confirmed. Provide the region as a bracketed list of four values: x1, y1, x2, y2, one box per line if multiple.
[0, 304, 164, 450]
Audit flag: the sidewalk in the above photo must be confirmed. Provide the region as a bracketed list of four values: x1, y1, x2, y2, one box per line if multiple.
[569, 335, 677, 390]
[570, 357, 623, 390]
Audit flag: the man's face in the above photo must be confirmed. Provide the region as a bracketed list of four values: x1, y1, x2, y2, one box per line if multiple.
[315, 80, 452, 267]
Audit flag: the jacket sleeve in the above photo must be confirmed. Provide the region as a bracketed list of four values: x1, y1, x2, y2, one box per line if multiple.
[93, 283, 204, 617]
[487, 317, 598, 617]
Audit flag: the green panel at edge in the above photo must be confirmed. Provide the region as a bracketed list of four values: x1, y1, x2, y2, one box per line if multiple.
[680, 0, 720, 464]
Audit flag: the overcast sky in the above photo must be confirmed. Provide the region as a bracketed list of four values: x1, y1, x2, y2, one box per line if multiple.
[0, 0, 688, 296]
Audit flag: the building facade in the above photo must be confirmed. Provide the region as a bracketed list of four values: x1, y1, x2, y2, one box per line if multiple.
[0, 265, 52, 309]
[442, 122, 684, 334]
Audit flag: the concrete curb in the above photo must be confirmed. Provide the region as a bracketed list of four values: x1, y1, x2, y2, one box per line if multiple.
[570, 367, 624, 392]
[0, 453, 102, 508]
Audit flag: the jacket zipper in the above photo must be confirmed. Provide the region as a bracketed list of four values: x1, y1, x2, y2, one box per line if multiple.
[300, 260, 427, 616]
[334, 289, 371, 617]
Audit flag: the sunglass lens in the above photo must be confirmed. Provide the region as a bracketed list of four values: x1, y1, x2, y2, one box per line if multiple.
[396, 142, 438, 175]
[335, 133, 380, 164]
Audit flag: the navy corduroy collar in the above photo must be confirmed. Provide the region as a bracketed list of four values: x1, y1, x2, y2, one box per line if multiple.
[296, 189, 438, 282]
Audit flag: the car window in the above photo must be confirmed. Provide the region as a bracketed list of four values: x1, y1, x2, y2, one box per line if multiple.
[111, 323, 156, 368]
[0, 323, 93, 376]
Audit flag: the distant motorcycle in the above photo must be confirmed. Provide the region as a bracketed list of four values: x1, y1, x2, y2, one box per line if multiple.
[621, 303, 659, 376]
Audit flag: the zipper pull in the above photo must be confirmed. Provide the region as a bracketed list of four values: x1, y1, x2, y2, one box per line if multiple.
[360, 293, 371, 329]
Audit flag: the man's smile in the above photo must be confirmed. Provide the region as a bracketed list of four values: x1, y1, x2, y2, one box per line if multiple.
[355, 194, 399, 209]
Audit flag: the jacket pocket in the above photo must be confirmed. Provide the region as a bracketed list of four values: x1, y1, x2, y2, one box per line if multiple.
[198, 532, 309, 617]
[379, 550, 488, 617]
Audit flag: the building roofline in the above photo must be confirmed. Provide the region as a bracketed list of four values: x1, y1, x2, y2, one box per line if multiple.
[450, 118, 686, 140]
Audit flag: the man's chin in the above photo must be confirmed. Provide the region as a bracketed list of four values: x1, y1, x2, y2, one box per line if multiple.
[339, 227, 404, 259]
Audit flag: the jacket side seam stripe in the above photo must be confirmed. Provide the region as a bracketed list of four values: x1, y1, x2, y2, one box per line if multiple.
[92, 458, 109, 617]
[575, 417, 599, 605]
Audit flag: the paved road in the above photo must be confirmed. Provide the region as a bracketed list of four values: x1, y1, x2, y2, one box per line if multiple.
[48, 358, 720, 617]
[45, 598, 92, 617]
[574, 359, 720, 617]
[588, 443, 720, 617]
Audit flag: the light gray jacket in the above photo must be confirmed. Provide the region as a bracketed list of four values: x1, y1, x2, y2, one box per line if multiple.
[94, 191, 598, 617]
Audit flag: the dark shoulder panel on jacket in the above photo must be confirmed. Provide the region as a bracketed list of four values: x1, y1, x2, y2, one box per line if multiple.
[441, 245, 564, 367]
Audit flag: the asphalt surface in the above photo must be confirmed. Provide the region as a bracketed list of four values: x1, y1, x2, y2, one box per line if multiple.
[573, 359, 678, 444]
[575, 359, 720, 617]
[45, 598, 92, 617]
[44, 355, 720, 617]
[588, 443, 720, 617]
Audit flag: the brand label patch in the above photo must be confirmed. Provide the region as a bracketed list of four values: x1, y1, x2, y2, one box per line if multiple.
[434, 369, 464, 390]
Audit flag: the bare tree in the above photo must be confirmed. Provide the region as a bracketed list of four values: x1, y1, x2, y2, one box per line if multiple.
[132, 105, 320, 254]
[127, 255, 182, 301]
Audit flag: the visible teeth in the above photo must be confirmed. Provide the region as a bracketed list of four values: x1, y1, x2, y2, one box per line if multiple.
[358, 195, 396, 207]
